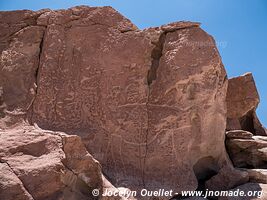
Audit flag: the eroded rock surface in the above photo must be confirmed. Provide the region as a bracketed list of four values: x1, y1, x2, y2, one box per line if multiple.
[1, 5, 266, 200]
[0, 162, 34, 200]
[4, 6, 229, 193]
[0, 125, 103, 200]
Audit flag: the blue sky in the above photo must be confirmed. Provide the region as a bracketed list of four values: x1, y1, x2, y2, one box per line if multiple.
[1, 0, 266, 126]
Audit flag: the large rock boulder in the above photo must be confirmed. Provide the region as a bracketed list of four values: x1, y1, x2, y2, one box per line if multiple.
[1, 6, 230, 195]
[226, 73, 266, 135]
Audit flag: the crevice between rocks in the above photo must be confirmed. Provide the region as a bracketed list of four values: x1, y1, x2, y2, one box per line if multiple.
[28, 28, 45, 124]
[146, 23, 200, 88]
[147, 33, 166, 86]
[142, 31, 167, 187]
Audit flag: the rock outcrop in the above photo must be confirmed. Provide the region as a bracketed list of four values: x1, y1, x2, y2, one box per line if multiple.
[226, 73, 266, 135]
[0, 6, 230, 195]
[0, 5, 266, 200]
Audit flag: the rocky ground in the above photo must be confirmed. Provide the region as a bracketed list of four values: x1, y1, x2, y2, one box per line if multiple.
[0, 6, 266, 200]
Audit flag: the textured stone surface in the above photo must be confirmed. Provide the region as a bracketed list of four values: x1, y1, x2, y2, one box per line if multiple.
[226, 73, 266, 135]
[226, 134, 267, 168]
[0, 125, 103, 200]
[6, 6, 229, 192]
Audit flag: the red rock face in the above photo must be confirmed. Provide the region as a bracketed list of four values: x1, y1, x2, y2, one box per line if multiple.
[21, 7, 229, 192]
[2, 7, 230, 194]
[0, 6, 230, 193]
